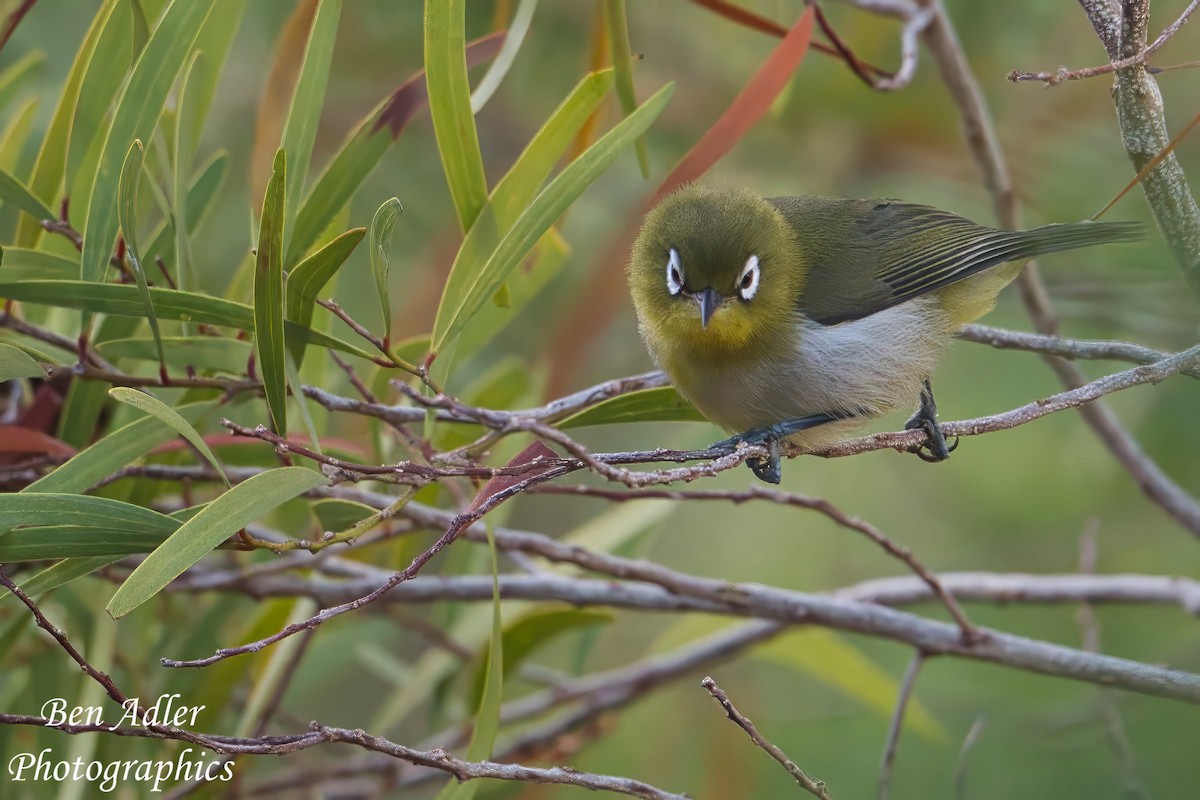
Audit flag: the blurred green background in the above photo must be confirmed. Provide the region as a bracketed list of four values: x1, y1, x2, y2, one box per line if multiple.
[2, 1, 1198, 798]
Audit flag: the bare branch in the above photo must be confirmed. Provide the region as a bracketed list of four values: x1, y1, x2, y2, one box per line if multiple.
[960, 323, 1200, 380]
[702, 677, 832, 799]
[315, 725, 690, 800]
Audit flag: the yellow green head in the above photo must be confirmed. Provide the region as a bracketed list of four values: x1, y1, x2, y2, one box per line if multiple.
[628, 185, 805, 359]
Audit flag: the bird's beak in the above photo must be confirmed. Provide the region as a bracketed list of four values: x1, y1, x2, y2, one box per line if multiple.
[696, 288, 722, 329]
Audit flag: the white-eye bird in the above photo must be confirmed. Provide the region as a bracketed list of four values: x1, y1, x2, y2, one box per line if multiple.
[628, 185, 1142, 483]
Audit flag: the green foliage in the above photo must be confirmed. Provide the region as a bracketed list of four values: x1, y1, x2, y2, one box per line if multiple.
[0, 4, 1191, 799]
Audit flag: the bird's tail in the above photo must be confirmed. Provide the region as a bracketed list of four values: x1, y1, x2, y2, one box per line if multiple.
[1023, 219, 1144, 255]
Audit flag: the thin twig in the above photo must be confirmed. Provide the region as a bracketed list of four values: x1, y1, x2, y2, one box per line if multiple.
[702, 677, 832, 799]
[953, 715, 987, 800]
[877, 652, 925, 800]
[1008, 0, 1199, 84]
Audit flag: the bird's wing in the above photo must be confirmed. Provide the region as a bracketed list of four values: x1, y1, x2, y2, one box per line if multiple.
[771, 198, 1068, 326]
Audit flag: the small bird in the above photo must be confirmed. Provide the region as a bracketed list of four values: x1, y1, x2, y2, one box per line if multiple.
[628, 185, 1141, 483]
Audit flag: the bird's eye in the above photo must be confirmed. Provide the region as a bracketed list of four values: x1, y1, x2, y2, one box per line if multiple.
[737, 255, 760, 301]
[666, 248, 684, 296]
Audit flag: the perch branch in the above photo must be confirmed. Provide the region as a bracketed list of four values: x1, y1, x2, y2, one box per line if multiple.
[702, 676, 832, 799]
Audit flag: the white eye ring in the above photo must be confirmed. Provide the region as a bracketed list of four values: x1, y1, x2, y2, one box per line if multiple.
[737, 255, 760, 301]
[666, 248, 684, 296]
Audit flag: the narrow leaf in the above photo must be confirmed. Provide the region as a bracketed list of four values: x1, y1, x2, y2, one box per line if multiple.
[280, 0, 341, 242]
[604, 0, 650, 177]
[145, 149, 228, 264]
[425, 0, 489, 231]
[255, 149, 288, 433]
[285, 32, 504, 266]
[0, 343, 46, 380]
[0, 169, 56, 221]
[432, 82, 674, 351]
[108, 388, 228, 486]
[369, 198, 402, 341]
[106, 467, 327, 617]
[0, 280, 371, 357]
[285, 228, 365, 329]
[0, 247, 78, 280]
[117, 139, 167, 372]
[172, 49, 205, 294]
[559, 386, 704, 428]
[80, 0, 218, 283]
[97, 336, 252, 372]
[0, 557, 120, 602]
[17, 0, 119, 247]
[24, 401, 213, 495]
[0, 493, 179, 536]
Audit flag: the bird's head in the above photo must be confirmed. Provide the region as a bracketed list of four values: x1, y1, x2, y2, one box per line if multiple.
[629, 185, 803, 357]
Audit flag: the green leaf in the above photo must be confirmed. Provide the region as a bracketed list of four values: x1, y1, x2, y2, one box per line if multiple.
[470, 607, 610, 709]
[285, 227, 364, 330]
[0, 97, 41, 174]
[756, 629, 947, 745]
[97, 336, 252, 372]
[0, 280, 371, 357]
[456, 227, 569, 358]
[255, 148, 288, 433]
[0, 524, 178, 561]
[0, 51, 44, 116]
[17, 0, 119, 247]
[285, 33, 504, 267]
[0, 169, 57, 222]
[493, 71, 613, 230]
[369, 197, 401, 341]
[0, 279, 368, 357]
[0, 493, 179, 537]
[24, 401, 213, 495]
[66, 0, 134, 199]
[108, 387, 228, 486]
[425, 0, 488, 232]
[171, 49, 204, 293]
[605, 0, 650, 177]
[280, 0, 341, 246]
[144, 148, 228, 265]
[183, 1, 247, 146]
[117, 139, 167, 372]
[106, 467, 327, 617]
[0, 557, 120, 602]
[432, 82, 673, 352]
[0, 247, 78, 280]
[559, 386, 704, 428]
[80, 0, 218, 283]
[0, 343, 46, 380]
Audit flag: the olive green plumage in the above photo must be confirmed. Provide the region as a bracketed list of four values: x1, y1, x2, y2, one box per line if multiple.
[628, 184, 1141, 459]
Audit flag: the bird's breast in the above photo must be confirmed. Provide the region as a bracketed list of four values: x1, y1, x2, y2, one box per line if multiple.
[657, 299, 958, 437]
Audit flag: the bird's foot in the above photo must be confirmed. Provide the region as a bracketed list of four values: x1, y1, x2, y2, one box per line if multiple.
[905, 380, 958, 463]
[711, 413, 846, 484]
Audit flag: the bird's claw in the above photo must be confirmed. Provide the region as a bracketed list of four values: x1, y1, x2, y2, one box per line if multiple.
[711, 413, 845, 484]
[904, 379, 957, 463]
